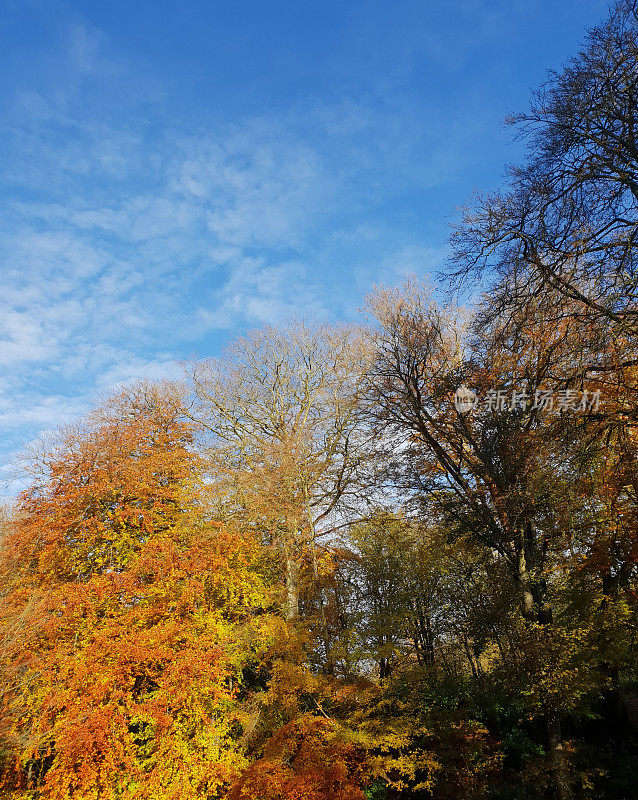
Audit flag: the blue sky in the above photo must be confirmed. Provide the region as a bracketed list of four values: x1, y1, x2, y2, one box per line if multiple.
[0, 0, 608, 491]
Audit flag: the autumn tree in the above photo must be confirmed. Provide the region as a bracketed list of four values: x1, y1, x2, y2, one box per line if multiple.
[367, 280, 559, 622]
[0, 382, 280, 799]
[336, 511, 445, 679]
[364, 276, 637, 798]
[443, 6, 638, 788]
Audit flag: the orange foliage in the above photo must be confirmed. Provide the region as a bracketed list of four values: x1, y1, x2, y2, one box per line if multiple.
[229, 716, 368, 800]
[0, 384, 277, 799]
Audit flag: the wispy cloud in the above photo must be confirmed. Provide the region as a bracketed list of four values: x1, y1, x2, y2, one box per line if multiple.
[3, 0, 604, 493]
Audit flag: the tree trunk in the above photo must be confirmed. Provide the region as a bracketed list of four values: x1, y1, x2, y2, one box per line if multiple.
[515, 541, 536, 620]
[285, 553, 299, 620]
[514, 527, 554, 623]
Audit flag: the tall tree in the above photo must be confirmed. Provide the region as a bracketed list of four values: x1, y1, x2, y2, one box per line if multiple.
[186, 320, 378, 621]
[451, 0, 638, 338]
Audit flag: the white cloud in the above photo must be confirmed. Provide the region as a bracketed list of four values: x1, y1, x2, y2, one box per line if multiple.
[95, 357, 184, 389]
[0, 11, 482, 497]
[0, 311, 56, 366]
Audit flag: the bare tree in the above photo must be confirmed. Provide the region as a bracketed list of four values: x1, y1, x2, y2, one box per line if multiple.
[451, 1, 638, 338]
[185, 320, 379, 620]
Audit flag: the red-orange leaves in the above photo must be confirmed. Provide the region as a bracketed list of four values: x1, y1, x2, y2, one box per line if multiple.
[0, 383, 277, 799]
[15, 383, 197, 583]
[229, 716, 368, 800]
